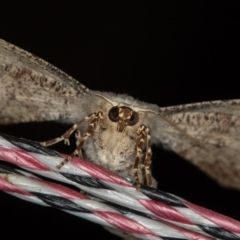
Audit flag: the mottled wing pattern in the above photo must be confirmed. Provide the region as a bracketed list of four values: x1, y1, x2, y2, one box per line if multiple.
[153, 100, 240, 190]
[0, 39, 99, 124]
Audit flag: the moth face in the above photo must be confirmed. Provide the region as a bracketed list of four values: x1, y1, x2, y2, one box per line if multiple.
[84, 106, 142, 177]
[108, 106, 139, 132]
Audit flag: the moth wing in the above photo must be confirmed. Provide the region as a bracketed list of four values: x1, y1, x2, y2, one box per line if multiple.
[0, 39, 101, 124]
[148, 100, 240, 190]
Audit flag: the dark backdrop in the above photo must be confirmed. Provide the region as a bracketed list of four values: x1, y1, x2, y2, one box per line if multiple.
[0, 1, 240, 239]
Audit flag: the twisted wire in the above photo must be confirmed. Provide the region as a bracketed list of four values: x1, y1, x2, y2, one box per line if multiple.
[0, 133, 239, 239]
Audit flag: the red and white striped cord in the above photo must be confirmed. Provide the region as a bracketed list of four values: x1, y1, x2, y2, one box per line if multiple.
[0, 165, 216, 240]
[0, 133, 239, 239]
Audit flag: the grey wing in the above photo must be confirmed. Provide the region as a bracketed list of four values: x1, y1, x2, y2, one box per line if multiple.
[148, 100, 240, 190]
[0, 39, 100, 124]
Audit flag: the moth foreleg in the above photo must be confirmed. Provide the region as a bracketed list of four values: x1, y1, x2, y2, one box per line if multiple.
[57, 112, 103, 169]
[134, 125, 146, 189]
[40, 113, 97, 147]
[75, 130, 83, 159]
[142, 126, 153, 187]
[134, 125, 153, 188]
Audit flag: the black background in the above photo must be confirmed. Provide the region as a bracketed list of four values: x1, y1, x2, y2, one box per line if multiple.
[0, 1, 240, 239]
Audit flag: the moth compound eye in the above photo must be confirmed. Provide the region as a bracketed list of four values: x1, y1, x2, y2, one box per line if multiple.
[108, 107, 119, 122]
[128, 111, 139, 126]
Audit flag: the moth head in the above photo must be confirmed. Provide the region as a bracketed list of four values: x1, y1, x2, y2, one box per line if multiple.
[108, 106, 139, 132]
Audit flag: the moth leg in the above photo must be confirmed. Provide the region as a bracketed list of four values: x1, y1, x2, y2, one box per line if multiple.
[134, 125, 146, 189]
[40, 113, 97, 147]
[134, 125, 153, 188]
[142, 126, 153, 187]
[75, 130, 83, 159]
[57, 112, 103, 169]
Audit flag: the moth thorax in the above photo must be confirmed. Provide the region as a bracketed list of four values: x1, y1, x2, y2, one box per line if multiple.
[108, 106, 139, 132]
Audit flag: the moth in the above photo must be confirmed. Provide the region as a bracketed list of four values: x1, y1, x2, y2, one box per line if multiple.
[1, 39, 240, 192]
